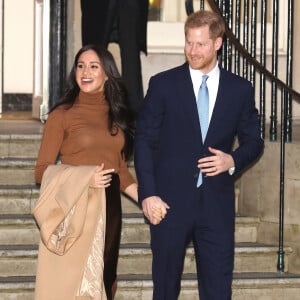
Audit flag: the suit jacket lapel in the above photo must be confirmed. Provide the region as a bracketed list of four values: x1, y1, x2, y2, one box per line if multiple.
[176, 63, 202, 135]
[205, 68, 226, 145]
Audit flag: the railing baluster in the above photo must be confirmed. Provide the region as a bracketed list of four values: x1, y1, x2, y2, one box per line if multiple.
[49, 0, 67, 109]
[204, 0, 300, 276]
[220, 0, 233, 71]
[286, 0, 294, 143]
[270, 0, 279, 141]
[259, 0, 267, 139]
[219, 1, 225, 67]
[277, 87, 286, 273]
[242, 0, 249, 80]
[250, 0, 257, 88]
[200, 0, 205, 10]
[227, 0, 233, 71]
[185, 0, 194, 15]
[234, 0, 241, 76]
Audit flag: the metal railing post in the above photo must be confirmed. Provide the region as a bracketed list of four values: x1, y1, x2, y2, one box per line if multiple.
[277, 88, 287, 273]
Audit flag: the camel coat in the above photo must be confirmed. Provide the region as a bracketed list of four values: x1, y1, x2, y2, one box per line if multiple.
[33, 164, 107, 300]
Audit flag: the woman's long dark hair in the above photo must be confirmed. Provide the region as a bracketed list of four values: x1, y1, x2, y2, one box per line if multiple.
[51, 44, 135, 161]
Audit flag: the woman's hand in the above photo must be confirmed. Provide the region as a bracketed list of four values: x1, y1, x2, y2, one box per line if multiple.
[151, 205, 166, 223]
[124, 184, 168, 224]
[142, 196, 170, 225]
[89, 163, 115, 188]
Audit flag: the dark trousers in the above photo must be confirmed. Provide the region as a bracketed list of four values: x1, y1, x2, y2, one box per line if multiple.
[118, 1, 144, 116]
[104, 174, 121, 300]
[80, 0, 144, 115]
[150, 187, 234, 300]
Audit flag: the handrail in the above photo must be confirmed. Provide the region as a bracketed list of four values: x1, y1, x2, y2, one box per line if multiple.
[185, 0, 194, 15]
[185, 0, 300, 273]
[185, 0, 297, 274]
[185, 0, 300, 102]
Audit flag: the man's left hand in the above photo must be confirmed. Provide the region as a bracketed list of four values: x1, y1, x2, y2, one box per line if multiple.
[197, 146, 234, 176]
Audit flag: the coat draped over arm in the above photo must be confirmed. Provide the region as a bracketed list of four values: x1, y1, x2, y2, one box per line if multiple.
[33, 164, 107, 300]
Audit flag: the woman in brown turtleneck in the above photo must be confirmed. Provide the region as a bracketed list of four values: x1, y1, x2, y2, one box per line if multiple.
[35, 44, 165, 299]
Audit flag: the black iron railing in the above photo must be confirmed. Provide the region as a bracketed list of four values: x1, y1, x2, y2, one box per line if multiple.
[185, 0, 300, 273]
[48, 0, 67, 109]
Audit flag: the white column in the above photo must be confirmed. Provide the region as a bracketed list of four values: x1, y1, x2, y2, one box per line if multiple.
[32, 0, 50, 121]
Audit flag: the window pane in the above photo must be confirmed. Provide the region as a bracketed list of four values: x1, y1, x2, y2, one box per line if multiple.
[148, 0, 162, 21]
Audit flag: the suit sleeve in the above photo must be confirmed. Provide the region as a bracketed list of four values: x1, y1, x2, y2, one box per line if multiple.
[231, 82, 264, 173]
[134, 76, 165, 203]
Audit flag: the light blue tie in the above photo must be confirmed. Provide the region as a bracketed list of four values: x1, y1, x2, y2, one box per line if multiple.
[196, 75, 209, 187]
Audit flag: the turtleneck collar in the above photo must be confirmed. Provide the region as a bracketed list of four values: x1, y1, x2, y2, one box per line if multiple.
[77, 90, 107, 105]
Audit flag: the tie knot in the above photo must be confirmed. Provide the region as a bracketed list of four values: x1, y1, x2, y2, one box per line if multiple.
[201, 75, 209, 85]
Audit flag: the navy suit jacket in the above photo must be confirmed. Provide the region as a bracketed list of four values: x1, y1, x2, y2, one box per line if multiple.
[134, 63, 264, 229]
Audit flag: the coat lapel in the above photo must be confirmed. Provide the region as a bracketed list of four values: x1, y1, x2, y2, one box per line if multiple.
[176, 63, 202, 135]
[205, 68, 227, 145]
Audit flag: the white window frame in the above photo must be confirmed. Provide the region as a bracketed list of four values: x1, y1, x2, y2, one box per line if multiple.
[33, 0, 50, 121]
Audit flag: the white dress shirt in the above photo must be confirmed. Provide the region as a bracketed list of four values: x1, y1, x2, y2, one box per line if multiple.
[189, 63, 220, 123]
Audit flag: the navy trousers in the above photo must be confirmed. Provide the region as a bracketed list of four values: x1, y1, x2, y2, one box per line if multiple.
[150, 187, 234, 300]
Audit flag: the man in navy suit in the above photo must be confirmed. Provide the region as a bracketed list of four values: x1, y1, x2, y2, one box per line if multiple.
[134, 10, 264, 300]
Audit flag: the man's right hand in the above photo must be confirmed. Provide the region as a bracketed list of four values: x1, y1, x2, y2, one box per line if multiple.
[142, 196, 170, 225]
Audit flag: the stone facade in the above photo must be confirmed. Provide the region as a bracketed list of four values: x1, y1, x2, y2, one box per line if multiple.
[238, 141, 300, 273]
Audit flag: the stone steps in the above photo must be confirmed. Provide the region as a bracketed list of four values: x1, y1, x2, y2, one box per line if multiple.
[0, 158, 136, 186]
[1, 129, 300, 299]
[118, 242, 292, 275]
[0, 187, 39, 215]
[0, 245, 37, 277]
[0, 159, 36, 186]
[0, 242, 292, 278]
[0, 276, 35, 300]
[116, 272, 300, 300]
[0, 134, 42, 159]
[0, 186, 140, 214]
[1, 272, 300, 300]
[0, 212, 260, 245]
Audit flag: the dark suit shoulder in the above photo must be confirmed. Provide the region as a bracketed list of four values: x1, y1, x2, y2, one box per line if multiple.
[220, 67, 252, 88]
[151, 63, 189, 82]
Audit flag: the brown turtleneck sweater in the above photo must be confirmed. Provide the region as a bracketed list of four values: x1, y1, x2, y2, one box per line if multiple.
[35, 91, 135, 191]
